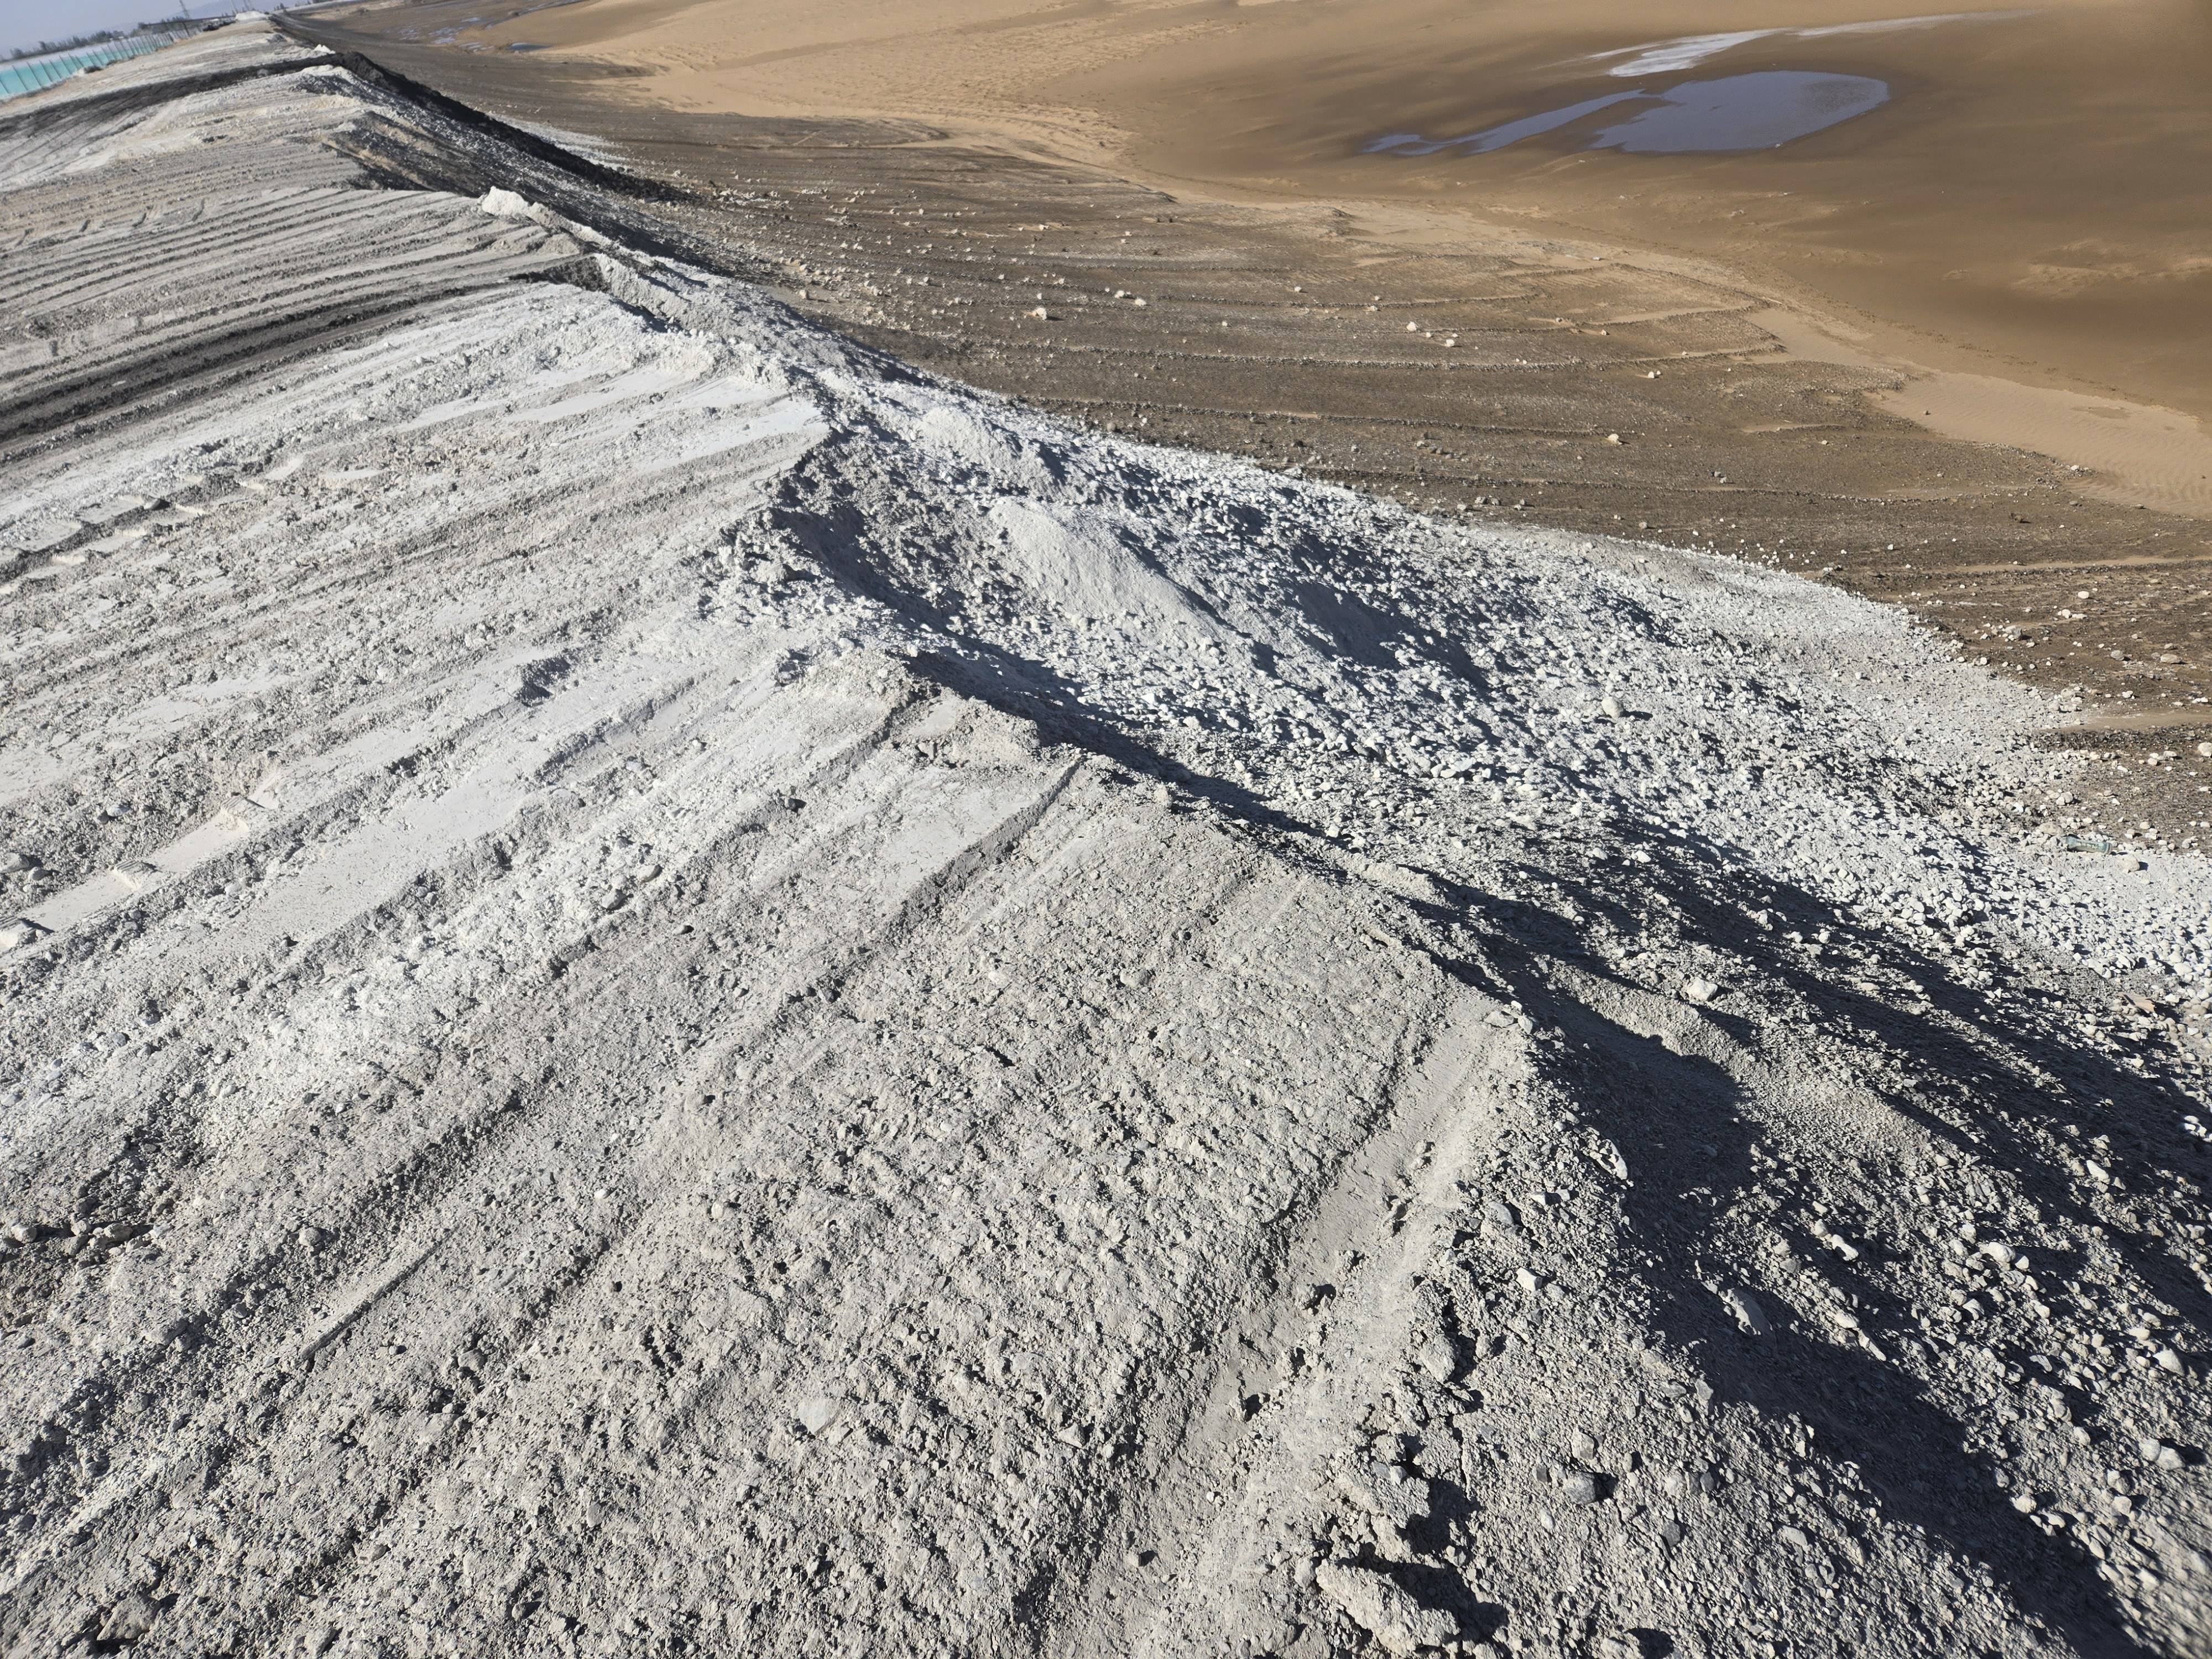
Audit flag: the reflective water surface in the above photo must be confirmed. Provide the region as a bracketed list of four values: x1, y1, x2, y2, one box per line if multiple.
[1369, 70, 1891, 158]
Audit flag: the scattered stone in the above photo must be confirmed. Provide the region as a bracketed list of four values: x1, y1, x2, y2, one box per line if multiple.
[1560, 1468, 1603, 1505]
[1587, 1137, 1629, 1181]
[1337, 1464, 1434, 1532]
[97, 1593, 159, 1646]
[1681, 977, 1718, 1004]
[480, 186, 536, 220]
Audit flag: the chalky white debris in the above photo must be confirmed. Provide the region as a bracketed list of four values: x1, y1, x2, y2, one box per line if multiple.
[0, 21, 2207, 1659]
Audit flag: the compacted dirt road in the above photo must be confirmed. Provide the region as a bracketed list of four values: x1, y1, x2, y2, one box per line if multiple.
[1, 25, 2209, 1659]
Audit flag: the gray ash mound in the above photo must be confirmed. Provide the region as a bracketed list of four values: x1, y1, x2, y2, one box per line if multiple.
[1, 23, 2208, 1659]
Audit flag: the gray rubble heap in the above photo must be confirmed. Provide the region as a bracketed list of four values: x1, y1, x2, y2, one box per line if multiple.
[1, 23, 2208, 1659]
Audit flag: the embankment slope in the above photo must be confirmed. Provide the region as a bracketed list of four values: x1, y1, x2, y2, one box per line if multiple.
[1, 25, 2209, 1659]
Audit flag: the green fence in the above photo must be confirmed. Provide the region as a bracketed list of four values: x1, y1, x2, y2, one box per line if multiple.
[1, 25, 205, 103]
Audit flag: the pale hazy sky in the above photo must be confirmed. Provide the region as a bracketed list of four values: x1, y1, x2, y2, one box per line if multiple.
[8, 0, 236, 56]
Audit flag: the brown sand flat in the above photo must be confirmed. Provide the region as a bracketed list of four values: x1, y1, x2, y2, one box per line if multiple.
[1082, 0, 2212, 441]
[294, 0, 2211, 839]
[385, 0, 2212, 459]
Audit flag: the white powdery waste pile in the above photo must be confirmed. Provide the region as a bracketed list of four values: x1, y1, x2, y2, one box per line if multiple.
[1, 24, 2208, 1659]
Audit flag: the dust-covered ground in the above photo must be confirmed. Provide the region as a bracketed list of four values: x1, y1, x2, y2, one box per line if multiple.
[2, 24, 2211, 1659]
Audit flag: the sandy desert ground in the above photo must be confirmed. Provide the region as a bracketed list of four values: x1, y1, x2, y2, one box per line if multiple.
[1, 18, 2210, 1659]
[356, 0, 2212, 486]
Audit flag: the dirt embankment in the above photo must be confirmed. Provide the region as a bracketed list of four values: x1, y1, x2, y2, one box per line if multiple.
[293, 2, 2212, 835]
[1, 24, 2209, 1659]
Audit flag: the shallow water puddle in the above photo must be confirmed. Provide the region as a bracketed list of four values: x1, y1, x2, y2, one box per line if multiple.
[1365, 9, 2035, 159]
[1592, 71, 1890, 152]
[1369, 70, 1890, 158]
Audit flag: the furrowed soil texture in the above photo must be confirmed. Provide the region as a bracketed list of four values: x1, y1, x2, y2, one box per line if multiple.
[3, 23, 2212, 1659]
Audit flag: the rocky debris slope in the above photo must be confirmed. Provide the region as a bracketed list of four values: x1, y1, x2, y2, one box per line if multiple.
[1, 25, 2208, 1659]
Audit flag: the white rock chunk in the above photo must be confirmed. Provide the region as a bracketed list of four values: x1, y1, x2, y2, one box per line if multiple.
[1313, 1561, 1455, 1655]
[1721, 1287, 1771, 1336]
[1413, 1332, 1458, 1383]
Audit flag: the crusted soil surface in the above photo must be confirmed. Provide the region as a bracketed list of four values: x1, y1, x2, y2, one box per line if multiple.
[2, 26, 2210, 1659]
